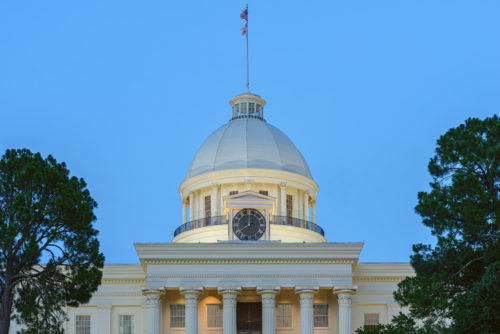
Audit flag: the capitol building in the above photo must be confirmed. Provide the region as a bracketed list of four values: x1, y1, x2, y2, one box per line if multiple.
[10, 92, 413, 334]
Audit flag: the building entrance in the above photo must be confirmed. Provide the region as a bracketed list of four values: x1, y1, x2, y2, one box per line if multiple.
[237, 302, 262, 334]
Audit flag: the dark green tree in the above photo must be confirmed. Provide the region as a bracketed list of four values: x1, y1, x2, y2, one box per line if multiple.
[356, 115, 499, 334]
[0, 149, 105, 334]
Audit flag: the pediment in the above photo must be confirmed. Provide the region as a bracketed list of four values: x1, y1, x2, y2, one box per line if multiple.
[224, 190, 275, 210]
[225, 190, 273, 201]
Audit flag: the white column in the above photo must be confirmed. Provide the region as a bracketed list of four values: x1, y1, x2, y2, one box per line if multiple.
[297, 289, 317, 334]
[142, 287, 164, 334]
[181, 288, 202, 334]
[219, 288, 241, 334]
[303, 192, 309, 221]
[217, 184, 222, 216]
[258, 288, 279, 334]
[311, 201, 316, 224]
[334, 289, 356, 334]
[189, 193, 194, 222]
[211, 184, 218, 217]
[280, 183, 287, 217]
[182, 201, 187, 225]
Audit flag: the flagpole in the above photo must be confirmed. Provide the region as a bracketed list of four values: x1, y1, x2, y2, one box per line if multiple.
[245, 4, 249, 93]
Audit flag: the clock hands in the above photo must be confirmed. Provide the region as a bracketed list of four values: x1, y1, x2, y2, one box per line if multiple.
[241, 215, 252, 231]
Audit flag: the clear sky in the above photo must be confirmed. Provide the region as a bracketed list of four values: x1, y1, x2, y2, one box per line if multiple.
[1, 1, 499, 263]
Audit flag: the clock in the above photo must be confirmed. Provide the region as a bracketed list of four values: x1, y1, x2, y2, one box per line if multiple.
[232, 209, 266, 240]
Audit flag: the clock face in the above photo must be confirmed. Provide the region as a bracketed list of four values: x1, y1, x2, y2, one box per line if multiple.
[232, 209, 266, 241]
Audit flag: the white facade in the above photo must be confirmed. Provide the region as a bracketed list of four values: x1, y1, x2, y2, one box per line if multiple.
[10, 93, 413, 334]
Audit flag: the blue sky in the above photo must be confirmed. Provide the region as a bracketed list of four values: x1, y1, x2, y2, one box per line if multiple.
[1, 1, 499, 263]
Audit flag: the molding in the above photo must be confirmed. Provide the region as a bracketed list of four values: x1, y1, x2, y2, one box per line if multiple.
[142, 258, 356, 265]
[101, 279, 146, 285]
[93, 292, 143, 297]
[179, 168, 319, 198]
[146, 273, 352, 279]
[354, 276, 409, 282]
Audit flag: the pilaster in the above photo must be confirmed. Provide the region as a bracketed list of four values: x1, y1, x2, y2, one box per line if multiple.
[95, 303, 111, 334]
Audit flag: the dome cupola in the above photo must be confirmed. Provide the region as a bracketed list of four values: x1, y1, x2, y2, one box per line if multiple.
[230, 93, 266, 120]
[176, 93, 323, 244]
[185, 93, 312, 180]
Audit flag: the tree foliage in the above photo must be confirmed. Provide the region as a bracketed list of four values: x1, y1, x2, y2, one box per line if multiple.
[0, 149, 104, 334]
[357, 115, 499, 334]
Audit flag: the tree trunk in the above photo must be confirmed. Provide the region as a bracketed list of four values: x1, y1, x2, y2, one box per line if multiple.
[0, 291, 12, 334]
[0, 274, 13, 334]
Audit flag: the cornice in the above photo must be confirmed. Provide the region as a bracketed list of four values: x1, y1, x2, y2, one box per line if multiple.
[135, 242, 363, 255]
[353, 263, 415, 280]
[146, 273, 353, 279]
[142, 258, 356, 265]
[353, 276, 409, 282]
[101, 278, 146, 285]
[93, 292, 144, 297]
[179, 168, 319, 198]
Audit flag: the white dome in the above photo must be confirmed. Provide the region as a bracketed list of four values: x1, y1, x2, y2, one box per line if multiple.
[185, 118, 313, 179]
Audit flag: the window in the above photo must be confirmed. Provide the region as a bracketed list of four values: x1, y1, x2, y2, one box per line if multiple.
[286, 194, 293, 224]
[241, 103, 248, 114]
[207, 304, 223, 328]
[276, 304, 292, 328]
[364, 313, 379, 329]
[259, 190, 268, 196]
[229, 191, 238, 196]
[75, 315, 91, 334]
[249, 103, 255, 114]
[313, 304, 328, 327]
[170, 304, 185, 328]
[119, 315, 134, 334]
[204, 195, 211, 225]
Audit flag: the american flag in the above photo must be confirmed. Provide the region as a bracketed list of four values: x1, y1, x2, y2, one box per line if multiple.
[241, 23, 248, 36]
[240, 8, 248, 21]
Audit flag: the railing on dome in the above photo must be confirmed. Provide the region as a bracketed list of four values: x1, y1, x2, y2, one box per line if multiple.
[173, 215, 228, 237]
[270, 215, 325, 236]
[173, 215, 325, 237]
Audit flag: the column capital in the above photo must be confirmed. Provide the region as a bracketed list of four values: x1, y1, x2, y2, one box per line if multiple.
[180, 287, 203, 296]
[296, 286, 319, 294]
[333, 286, 357, 296]
[257, 286, 280, 295]
[218, 287, 242, 295]
[280, 182, 287, 188]
[142, 287, 164, 307]
[142, 287, 164, 295]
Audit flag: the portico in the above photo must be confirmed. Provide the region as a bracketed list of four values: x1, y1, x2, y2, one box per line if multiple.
[136, 242, 362, 334]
